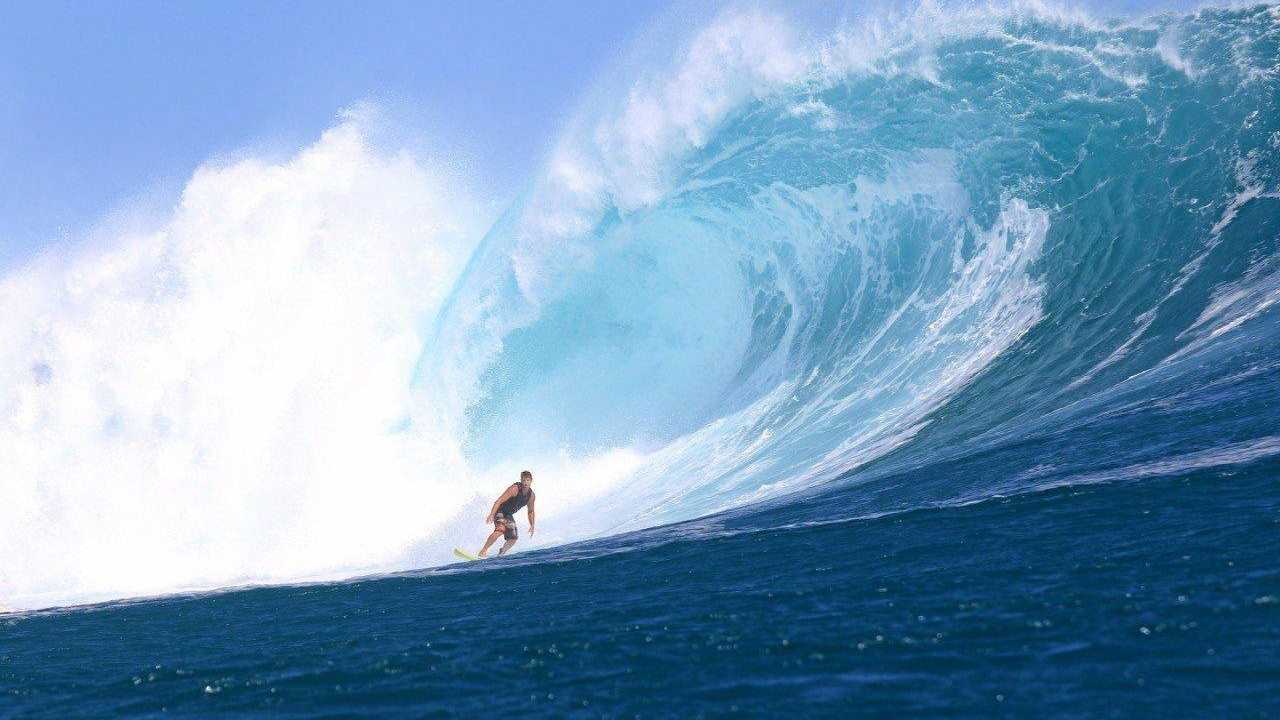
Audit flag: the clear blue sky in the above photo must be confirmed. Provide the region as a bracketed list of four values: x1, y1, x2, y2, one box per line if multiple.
[0, 0, 668, 268]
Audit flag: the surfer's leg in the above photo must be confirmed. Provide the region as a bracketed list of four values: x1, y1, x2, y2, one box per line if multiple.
[477, 529, 502, 557]
[495, 515, 519, 555]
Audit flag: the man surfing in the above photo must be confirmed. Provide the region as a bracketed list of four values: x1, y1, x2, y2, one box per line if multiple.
[476, 470, 536, 557]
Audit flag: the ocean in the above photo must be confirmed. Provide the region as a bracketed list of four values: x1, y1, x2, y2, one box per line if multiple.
[3, 2, 1279, 716]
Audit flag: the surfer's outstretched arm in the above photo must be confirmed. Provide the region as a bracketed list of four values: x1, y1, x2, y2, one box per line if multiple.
[486, 485, 517, 523]
[526, 494, 536, 536]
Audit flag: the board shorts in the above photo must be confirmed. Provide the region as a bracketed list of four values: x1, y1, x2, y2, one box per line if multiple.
[494, 513, 518, 540]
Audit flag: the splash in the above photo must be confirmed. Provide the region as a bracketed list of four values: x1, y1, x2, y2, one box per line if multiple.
[0, 121, 483, 606]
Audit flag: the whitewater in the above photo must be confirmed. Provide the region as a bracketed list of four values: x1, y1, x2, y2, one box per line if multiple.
[3, 0, 1279, 620]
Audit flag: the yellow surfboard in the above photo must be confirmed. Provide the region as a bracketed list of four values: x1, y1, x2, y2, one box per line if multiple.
[453, 547, 480, 561]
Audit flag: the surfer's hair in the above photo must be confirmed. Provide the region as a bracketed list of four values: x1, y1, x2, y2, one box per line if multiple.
[520, 470, 533, 480]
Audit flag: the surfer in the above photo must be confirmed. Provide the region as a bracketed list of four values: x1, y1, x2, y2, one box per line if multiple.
[478, 470, 536, 557]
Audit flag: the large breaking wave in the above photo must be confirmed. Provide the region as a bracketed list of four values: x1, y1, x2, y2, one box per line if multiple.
[3, 2, 1278, 610]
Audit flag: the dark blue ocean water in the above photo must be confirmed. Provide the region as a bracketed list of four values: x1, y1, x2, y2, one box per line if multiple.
[5, 3, 1280, 717]
[4, 459, 1277, 717]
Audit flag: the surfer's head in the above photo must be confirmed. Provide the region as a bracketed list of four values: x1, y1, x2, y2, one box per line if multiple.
[520, 470, 533, 486]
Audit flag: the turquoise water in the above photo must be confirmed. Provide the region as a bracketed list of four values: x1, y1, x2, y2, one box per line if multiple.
[4, 3, 1280, 716]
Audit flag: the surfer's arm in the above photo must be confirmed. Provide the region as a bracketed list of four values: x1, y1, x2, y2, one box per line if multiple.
[527, 494, 536, 535]
[487, 486, 517, 522]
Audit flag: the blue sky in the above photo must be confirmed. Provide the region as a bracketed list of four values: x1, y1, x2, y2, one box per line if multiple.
[0, 1, 668, 268]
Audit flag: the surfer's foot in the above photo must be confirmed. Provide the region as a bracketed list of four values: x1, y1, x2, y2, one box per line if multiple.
[476, 551, 488, 558]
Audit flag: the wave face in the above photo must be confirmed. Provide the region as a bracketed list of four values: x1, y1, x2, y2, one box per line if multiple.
[4, 3, 1280, 609]
[421, 4, 1280, 533]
